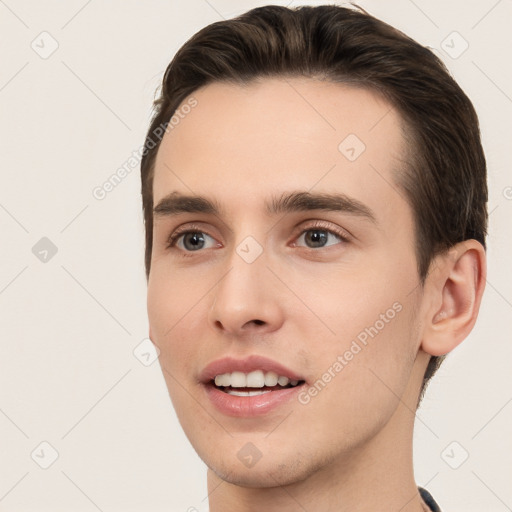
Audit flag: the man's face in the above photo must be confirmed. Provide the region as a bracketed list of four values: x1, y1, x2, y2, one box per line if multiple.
[147, 78, 428, 486]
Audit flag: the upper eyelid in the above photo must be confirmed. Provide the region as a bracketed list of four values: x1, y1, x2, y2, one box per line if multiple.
[167, 223, 215, 245]
[294, 220, 352, 240]
[168, 221, 347, 237]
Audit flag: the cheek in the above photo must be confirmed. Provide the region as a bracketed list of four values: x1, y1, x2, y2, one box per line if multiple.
[147, 275, 212, 427]
[298, 266, 420, 412]
[147, 258, 211, 331]
[147, 271, 204, 374]
[294, 264, 409, 345]
[309, 302, 419, 441]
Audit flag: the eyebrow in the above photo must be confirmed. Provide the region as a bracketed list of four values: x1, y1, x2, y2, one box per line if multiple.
[153, 190, 377, 223]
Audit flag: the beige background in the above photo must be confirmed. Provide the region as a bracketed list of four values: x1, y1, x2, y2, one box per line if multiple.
[0, 0, 511, 511]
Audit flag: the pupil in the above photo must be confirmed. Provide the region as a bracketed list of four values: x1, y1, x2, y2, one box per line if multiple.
[184, 232, 205, 251]
[306, 229, 327, 248]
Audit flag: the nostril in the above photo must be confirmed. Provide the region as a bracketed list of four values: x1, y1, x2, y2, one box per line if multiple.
[252, 319, 265, 326]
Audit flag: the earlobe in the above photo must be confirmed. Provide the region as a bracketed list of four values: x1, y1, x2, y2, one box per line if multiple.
[421, 240, 486, 357]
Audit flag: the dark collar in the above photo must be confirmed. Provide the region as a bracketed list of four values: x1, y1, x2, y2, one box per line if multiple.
[418, 487, 442, 512]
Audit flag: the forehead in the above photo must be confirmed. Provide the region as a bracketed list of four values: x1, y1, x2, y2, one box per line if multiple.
[153, 78, 408, 222]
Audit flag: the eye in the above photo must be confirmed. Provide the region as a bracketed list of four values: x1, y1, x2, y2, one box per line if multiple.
[294, 223, 349, 249]
[167, 230, 218, 252]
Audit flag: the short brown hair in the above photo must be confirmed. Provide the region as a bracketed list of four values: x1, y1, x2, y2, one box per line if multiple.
[140, 5, 488, 400]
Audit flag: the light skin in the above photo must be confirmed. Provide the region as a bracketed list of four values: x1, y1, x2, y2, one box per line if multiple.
[146, 78, 486, 511]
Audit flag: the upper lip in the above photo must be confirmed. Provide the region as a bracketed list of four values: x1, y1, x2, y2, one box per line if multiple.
[199, 355, 305, 383]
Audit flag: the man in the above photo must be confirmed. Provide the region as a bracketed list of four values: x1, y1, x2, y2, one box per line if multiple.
[140, 5, 487, 511]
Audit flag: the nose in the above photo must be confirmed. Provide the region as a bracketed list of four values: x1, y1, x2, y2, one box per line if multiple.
[208, 249, 285, 337]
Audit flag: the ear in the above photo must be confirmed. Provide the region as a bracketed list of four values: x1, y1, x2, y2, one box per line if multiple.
[421, 240, 486, 356]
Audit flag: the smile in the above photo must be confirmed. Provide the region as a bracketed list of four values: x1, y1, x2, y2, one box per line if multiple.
[200, 356, 307, 417]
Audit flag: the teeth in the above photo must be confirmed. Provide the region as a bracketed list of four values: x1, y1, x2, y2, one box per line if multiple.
[277, 376, 289, 386]
[214, 374, 230, 387]
[264, 371, 278, 387]
[213, 370, 301, 388]
[231, 371, 246, 387]
[227, 389, 272, 397]
[246, 370, 265, 388]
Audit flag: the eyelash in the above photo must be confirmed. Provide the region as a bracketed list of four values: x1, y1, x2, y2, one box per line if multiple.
[166, 223, 213, 251]
[166, 221, 351, 252]
[291, 220, 351, 247]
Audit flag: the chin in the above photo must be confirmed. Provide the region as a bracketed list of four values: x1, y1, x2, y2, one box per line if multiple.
[202, 448, 321, 489]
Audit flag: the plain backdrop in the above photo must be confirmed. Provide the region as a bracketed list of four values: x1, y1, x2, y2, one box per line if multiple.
[0, 1, 511, 511]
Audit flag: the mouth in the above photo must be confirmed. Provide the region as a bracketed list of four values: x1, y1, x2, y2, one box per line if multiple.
[200, 356, 307, 417]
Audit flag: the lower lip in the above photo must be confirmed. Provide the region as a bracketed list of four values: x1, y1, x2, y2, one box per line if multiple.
[204, 383, 304, 417]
